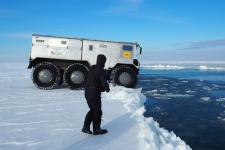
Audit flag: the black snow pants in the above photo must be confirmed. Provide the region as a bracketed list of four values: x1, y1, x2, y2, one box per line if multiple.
[83, 90, 102, 131]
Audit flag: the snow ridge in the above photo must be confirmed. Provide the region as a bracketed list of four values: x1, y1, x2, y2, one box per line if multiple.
[105, 86, 191, 150]
[141, 64, 225, 71]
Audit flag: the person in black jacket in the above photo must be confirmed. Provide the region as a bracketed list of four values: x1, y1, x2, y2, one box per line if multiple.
[82, 54, 110, 135]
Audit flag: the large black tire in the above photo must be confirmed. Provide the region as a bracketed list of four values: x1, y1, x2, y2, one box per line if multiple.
[32, 62, 61, 90]
[111, 66, 137, 88]
[63, 63, 89, 89]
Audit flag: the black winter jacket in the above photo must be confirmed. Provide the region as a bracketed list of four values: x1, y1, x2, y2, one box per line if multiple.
[85, 55, 110, 97]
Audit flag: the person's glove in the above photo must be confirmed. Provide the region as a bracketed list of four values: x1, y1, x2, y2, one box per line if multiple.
[106, 88, 110, 93]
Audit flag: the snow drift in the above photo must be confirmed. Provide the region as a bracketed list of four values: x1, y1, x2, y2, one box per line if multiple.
[0, 63, 191, 150]
[141, 64, 225, 71]
[105, 86, 191, 150]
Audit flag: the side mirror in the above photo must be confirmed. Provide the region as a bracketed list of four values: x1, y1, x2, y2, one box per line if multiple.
[135, 43, 142, 55]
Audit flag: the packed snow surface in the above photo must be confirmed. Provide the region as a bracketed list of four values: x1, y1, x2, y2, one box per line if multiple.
[0, 63, 191, 150]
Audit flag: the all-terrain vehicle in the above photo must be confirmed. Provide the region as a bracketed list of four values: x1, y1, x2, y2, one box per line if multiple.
[28, 34, 142, 89]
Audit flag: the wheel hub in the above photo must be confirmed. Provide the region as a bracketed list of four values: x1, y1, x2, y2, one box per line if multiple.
[70, 71, 84, 84]
[118, 72, 132, 85]
[38, 69, 53, 83]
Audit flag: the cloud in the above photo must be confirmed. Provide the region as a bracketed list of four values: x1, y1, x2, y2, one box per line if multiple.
[101, 0, 143, 14]
[180, 39, 225, 50]
[0, 33, 32, 40]
[100, 0, 184, 24]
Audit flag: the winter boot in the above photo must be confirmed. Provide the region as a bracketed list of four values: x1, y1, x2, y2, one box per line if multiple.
[93, 128, 108, 135]
[82, 127, 92, 134]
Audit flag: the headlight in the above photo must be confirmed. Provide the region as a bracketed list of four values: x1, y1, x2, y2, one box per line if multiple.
[133, 59, 139, 66]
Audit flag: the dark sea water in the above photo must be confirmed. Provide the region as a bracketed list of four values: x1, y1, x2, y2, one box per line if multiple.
[138, 64, 225, 150]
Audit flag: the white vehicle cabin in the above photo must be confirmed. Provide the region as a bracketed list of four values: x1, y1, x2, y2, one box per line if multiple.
[28, 34, 142, 89]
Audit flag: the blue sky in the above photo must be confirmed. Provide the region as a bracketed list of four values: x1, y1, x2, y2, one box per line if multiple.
[0, 0, 225, 62]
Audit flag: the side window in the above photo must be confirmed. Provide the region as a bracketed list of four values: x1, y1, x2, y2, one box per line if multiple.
[61, 40, 67, 45]
[122, 45, 133, 51]
[89, 45, 93, 51]
[36, 39, 45, 43]
[99, 44, 107, 48]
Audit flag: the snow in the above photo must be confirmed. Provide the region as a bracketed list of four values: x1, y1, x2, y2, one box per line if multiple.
[186, 90, 195, 94]
[216, 98, 225, 102]
[144, 90, 193, 99]
[198, 65, 225, 71]
[0, 62, 191, 150]
[141, 61, 225, 65]
[201, 97, 210, 102]
[141, 64, 185, 70]
[141, 64, 225, 71]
